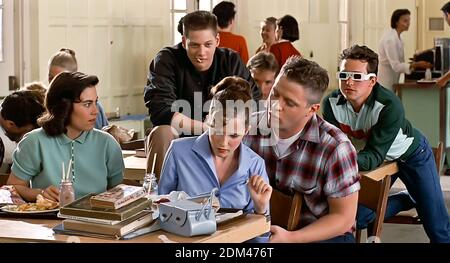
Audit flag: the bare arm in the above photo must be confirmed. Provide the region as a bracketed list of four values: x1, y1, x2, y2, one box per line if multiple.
[171, 112, 208, 136]
[437, 70, 450, 88]
[270, 191, 358, 243]
[6, 172, 60, 202]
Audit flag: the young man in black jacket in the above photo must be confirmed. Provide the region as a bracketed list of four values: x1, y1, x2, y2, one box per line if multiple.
[144, 10, 261, 177]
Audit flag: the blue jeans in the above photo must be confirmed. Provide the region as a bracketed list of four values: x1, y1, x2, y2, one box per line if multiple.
[356, 135, 450, 243]
[317, 232, 355, 243]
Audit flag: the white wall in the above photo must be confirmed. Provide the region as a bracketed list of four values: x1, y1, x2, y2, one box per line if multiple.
[36, 0, 171, 115]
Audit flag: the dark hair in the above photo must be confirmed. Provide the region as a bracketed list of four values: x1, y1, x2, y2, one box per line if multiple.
[442, 2, 450, 14]
[247, 52, 279, 74]
[340, 44, 379, 74]
[391, 9, 411, 29]
[48, 48, 78, 81]
[183, 11, 218, 37]
[208, 76, 252, 128]
[212, 1, 236, 28]
[1, 90, 45, 128]
[177, 16, 184, 35]
[20, 81, 47, 105]
[38, 72, 99, 136]
[278, 15, 299, 42]
[279, 56, 329, 105]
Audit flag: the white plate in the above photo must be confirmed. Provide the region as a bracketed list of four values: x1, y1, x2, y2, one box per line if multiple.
[1, 205, 59, 214]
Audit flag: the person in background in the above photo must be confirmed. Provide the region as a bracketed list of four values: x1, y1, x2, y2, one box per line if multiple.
[245, 57, 360, 243]
[377, 9, 432, 91]
[144, 11, 261, 178]
[7, 72, 124, 202]
[322, 44, 450, 243]
[437, 2, 450, 88]
[255, 17, 277, 54]
[20, 81, 47, 105]
[48, 48, 109, 129]
[247, 52, 279, 100]
[0, 91, 46, 168]
[159, 77, 272, 234]
[269, 15, 301, 67]
[213, 1, 249, 64]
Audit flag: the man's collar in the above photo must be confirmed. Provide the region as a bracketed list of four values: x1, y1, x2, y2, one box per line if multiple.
[298, 114, 320, 144]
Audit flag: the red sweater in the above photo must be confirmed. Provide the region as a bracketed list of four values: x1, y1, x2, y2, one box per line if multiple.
[218, 31, 249, 64]
[269, 41, 301, 67]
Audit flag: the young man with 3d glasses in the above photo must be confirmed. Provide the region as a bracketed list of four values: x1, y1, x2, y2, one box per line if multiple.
[322, 44, 450, 243]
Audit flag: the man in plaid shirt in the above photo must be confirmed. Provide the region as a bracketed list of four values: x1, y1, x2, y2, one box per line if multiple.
[244, 57, 360, 243]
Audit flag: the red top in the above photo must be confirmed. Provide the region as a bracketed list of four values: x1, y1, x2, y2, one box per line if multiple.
[218, 31, 249, 64]
[269, 41, 301, 67]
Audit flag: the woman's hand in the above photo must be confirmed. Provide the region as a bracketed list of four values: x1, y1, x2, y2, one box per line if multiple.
[247, 175, 272, 214]
[41, 185, 60, 202]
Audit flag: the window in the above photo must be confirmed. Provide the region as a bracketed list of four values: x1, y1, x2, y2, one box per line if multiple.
[338, 0, 350, 55]
[171, 0, 188, 45]
[0, 0, 3, 62]
[171, 0, 222, 45]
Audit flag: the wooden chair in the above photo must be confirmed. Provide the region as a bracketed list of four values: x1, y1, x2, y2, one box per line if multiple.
[270, 188, 302, 231]
[384, 141, 444, 225]
[355, 173, 391, 242]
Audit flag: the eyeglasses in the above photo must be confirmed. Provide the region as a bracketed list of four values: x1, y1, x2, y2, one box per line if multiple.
[336, 71, 376, 81]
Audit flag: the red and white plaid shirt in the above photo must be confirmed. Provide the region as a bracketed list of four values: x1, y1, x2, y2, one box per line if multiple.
[244, 113, 360, 227]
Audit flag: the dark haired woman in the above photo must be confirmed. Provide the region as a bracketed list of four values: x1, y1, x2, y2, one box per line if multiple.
[7, 72, 124, 202]
[159, 76, 271, 224]
[378, 9, 431, 91]
[269, 15, 301, 67]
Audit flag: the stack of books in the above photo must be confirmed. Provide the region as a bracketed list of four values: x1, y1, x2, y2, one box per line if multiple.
[57, 184, 155, 238]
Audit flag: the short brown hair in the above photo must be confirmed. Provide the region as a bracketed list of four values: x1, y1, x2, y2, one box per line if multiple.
[38, 72, 99, 136]
[340, 44, 379, 74]
[48, 48, 78, 81]
[278, 15, 299, 42]
[21, 81, 47, 105]
[280, 56, 329, 105]
[207, 76, 252, 128]
[183, 11, 218, 37]
[247, 52, 279, 74]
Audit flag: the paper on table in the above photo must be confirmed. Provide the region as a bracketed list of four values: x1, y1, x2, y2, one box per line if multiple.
[0, 219, 55, 240]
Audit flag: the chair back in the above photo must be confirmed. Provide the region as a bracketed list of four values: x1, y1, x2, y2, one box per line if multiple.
[270, 188, 302, 231]
[356, 174, 391, 242]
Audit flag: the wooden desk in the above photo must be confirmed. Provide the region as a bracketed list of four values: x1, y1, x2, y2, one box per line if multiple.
[123, 155, 147, 181]
[360, 162, 399, 181]
[0, 214, 270, 243]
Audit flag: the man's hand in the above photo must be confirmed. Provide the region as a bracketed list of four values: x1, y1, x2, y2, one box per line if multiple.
[247, 175, 272, 214]
[41, 185, 60, 202]
[269, 225, 292, 243]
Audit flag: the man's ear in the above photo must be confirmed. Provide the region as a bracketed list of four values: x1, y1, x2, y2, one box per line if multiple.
[216, 33, 220, 47]
[4, 119, 17, 129]
[182, 36, 187, 49]
[309, 104, 320, 114]
[370, 76, 378, 87]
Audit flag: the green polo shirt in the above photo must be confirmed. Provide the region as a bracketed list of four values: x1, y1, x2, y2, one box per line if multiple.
[12, 128, 124, 199]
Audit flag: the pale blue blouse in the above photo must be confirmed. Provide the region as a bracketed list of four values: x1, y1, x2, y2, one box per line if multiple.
[159, 132, 269, 214]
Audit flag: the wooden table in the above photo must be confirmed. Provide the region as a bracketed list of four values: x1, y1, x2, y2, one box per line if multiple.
[0, 214, 270, 243]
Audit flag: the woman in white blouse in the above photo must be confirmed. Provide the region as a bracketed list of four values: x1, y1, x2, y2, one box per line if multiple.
[378, 9, 431, 91]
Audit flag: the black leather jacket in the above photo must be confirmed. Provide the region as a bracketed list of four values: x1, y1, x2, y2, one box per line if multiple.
[144, 43, 261, 126]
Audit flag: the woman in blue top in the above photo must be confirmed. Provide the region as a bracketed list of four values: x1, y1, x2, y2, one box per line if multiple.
[159, 76, 272, 215]
[7, 72, 124, 202]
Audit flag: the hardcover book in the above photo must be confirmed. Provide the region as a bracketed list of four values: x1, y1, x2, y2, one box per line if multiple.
[62, 210, 153, 237]
[90, 184, 145, 210]
[59, 193, 150, 221]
